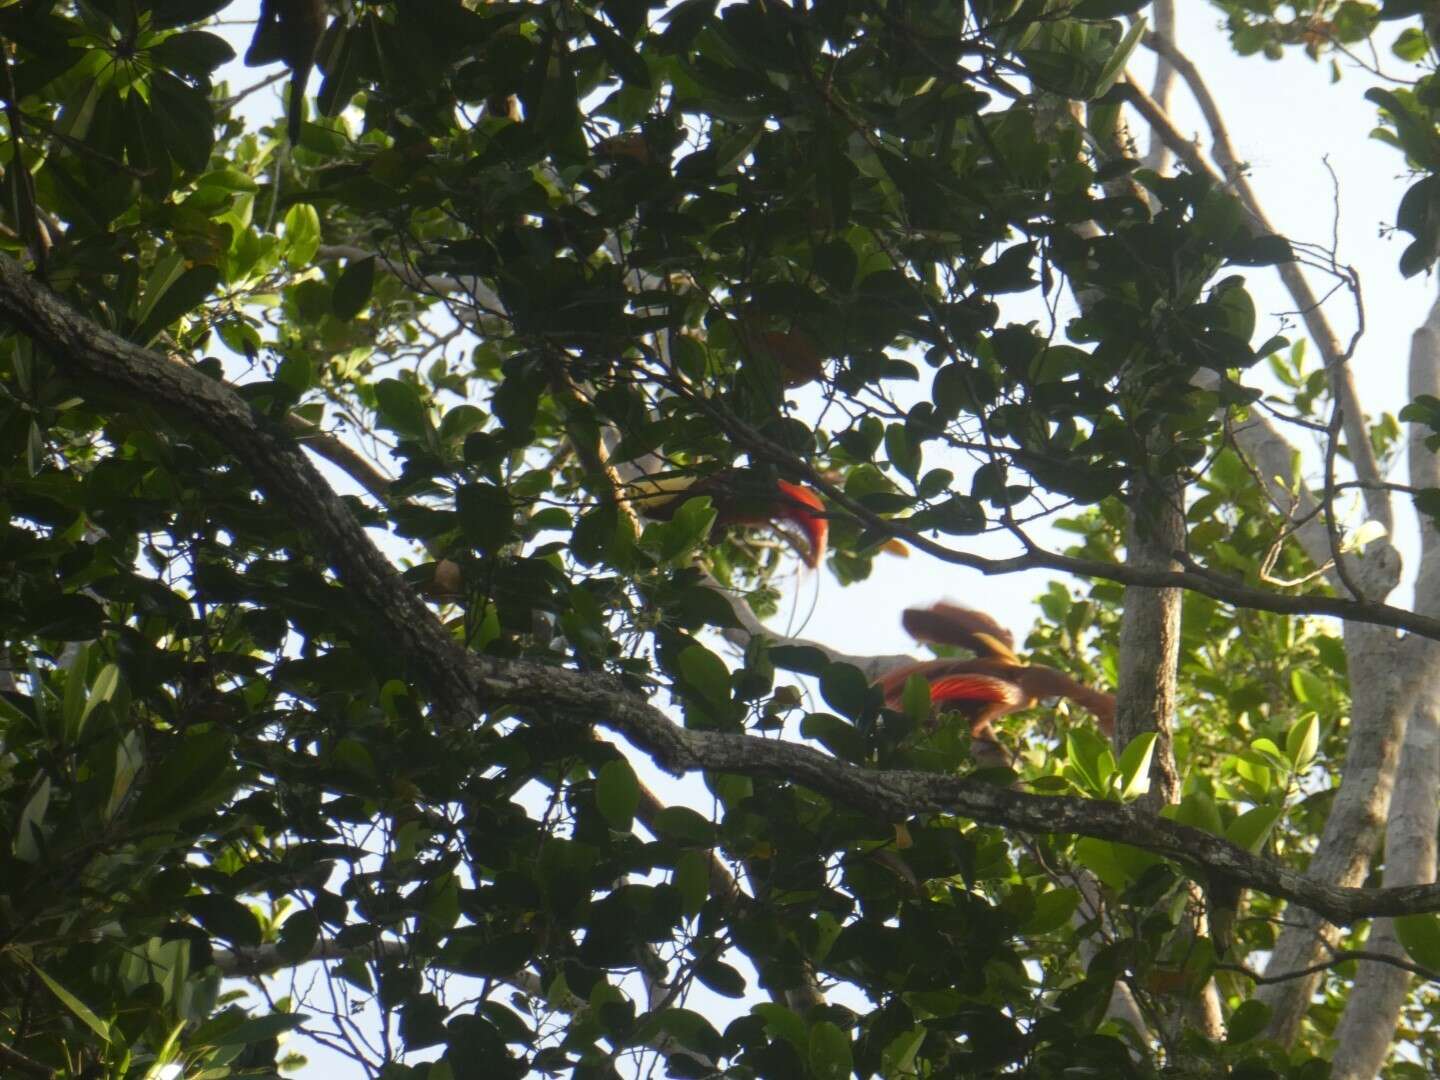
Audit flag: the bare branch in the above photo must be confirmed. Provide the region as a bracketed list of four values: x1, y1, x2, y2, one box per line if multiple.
[1137, 0, 1176, 174]
[283, 414, 395, 497]
[1222, 947, 1440, 988]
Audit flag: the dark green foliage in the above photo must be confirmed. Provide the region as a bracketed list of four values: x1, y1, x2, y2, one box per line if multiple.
[1, 0, 1434, 1076]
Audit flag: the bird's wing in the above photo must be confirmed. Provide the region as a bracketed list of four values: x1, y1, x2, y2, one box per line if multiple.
[926, 673, 1026, 709]
[901, 603, 1019, 662]
[877, 657, 1022, 706]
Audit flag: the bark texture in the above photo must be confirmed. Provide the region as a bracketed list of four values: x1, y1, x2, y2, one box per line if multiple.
[1329, 295, 1440, 1079]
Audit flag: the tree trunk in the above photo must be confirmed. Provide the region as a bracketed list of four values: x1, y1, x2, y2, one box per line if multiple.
[1329, 295, 1440, 1078]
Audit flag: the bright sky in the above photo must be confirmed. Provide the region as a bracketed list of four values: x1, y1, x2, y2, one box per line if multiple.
[207, 2, 1440, 1074]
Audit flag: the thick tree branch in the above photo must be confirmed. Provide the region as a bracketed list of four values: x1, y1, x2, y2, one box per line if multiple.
[608, 717, 1440, 925]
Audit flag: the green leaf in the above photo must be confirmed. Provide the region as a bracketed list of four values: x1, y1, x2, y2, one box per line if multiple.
[586, 16, 651, 87]
[132, 730, 236, 824]
[884, 422, 920, 480]
[148, 71, 217, 173]
[596, 759, 641, 831]
[332, 255, 377, 320]
[62, 641, 91, 740]
[1233, 754, 1273, 795]
[1116, 732, 1156, 801]
[1091, 15, 1146, 98]
[211, 1011, 309, 1047]
[1025, 887, 1081, 934]
[880, 1027, 927, 1077]
[753, 1003, 807, 1053]
[132, 264, 221, 345]
[1224, 805, 1281, 854]
[79, 663, 121, 734]
[1290, 667, 1329, 706]
[1396, 913, 1440, 971]
[1065, 727, 1116, 796]
[809, 1020, 854, 1080]
[149, 30, 235, 78]
[1073, 837, 1156, 891]
[645, 496, 717, 563]
[185, 893, 263, 948]
[27, 961, 113, 1044]
[1367, 88, 1440, 169]
[1226, 999, 1272, 1044]
[26, 419, 43, 477]
[678, 644, 732, 714]
[278, 909, 321, 963]
[769, 645, 831, 676]
[1393, 26, 1430, 62]
[674, 850, 709, 916]
[900, 674, 931, 724]
[695, 956, 746, 998]
[819, 662, 871, 720]
[655, 1008, 724, 1057]
[14, 775, 51, 863]
[457, 482, 515, 552]
[105, 732, 144, 823]
[35, 594, 104, 641]
[1286, 714, 1320, 771]
[651, 806, 715, 845]
[1072, 0, 1148, 15]
[374, 378, 430, 439]
[1227, 233, 1294, 267]
[283, 202, 323, 266]
[800, 712, 866, 762]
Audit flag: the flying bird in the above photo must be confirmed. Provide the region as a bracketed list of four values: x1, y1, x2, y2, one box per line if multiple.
[877, 603, 1114, 766]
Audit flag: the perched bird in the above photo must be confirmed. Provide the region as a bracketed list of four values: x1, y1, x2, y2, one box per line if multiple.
[876, 603, 1114, 766]
[626, 471, 828, 568]
[245, 0, 327, 144]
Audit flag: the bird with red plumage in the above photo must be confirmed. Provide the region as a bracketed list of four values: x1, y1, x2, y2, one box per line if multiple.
[625, 471, 828, 569]
[877, 603, 1114, 767]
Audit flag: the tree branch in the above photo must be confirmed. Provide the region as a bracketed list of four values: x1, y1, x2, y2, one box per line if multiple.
[1137, 0, 1176, 175]
[1222, 947, 1440, 988]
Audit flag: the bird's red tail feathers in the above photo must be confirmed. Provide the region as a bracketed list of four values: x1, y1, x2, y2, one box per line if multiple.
[774, 480, 828, 568]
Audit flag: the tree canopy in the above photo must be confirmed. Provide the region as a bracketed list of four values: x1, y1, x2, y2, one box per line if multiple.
[6, 0, 1440, 1076]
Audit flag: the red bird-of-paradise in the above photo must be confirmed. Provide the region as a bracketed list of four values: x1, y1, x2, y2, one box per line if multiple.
[876, 603, 1114, 766]
[626, 472, 828, 568]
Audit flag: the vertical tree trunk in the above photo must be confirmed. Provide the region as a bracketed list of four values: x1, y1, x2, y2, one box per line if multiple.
[1329, 295, 1440, 1079]
[1115, 470, 1184, 809]
[1116, 453, 1225, 1041]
